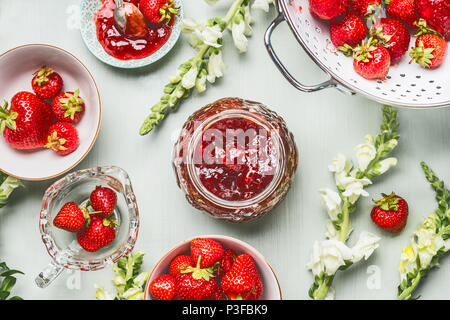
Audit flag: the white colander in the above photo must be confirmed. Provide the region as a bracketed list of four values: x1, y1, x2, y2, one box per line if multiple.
[264, 0, 450, 108]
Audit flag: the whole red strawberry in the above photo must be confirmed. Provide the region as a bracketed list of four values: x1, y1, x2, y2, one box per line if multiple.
[175, 257, 218, 300]
[247, 276, 263, 300]
[31, 66, 63, 99]
[349, 0, 381, 19]
[371, 192, 409, 233]
[149, 274, 176, 300]
[77, 214, 117, 252]
[330, 12, 367, 54]
[139, 0, 179, 25]
[169, 255, 194, 276]
[370, 18, 410, 62]
[90, 186, 117, 216]
[409, 33, 448, 68]
[221, 254, 261, 300]
[53, 202, 88, 232]
[52, 89, 85, 124]
[217, 249, 236, 277]
[353, 40, 391, 79]
[210, 286, 224, 300]
[45, 122, 79, 156]
[309, 0, 348, 20]
[416, 0, 450, 40]
[0, 91, 53, 150]
[191, 238, 224, 269]
[386, 0, 417, 29]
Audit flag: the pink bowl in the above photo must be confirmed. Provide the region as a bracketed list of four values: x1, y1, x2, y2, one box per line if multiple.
[144, 235, 282, 300]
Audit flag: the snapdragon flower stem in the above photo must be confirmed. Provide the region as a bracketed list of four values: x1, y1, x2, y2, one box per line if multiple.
[398, 273, 421, 300]
[313, 275, 334, 300]
[338, 200, 350, 242]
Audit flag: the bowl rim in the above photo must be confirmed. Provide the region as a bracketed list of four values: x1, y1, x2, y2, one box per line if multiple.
[0, 43, 102, 181]
[144, 234, 283, 300]
[79, 0, 184, 69]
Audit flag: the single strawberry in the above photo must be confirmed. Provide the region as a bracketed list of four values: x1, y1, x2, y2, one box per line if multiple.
[386, 0, 417, 29]
[45, 122, 79, 156]
[139, 0, 179, 26]
[330, 12, 367, 55]
[51, 89, 85, 124]
[210, 286, 224, 300]
[175, 256, 218, 300]
[191, 238, 224, 269]
[247, 276, 263, 300]
[90, 186, 117, 216]
[371, 192, 409, 233]
[0, 91, 53, 150]
[169, 255, 194, 277]
[53, 202, 88, 232]
[409, 33, 448, 68]
[31, 66, 63, 100]
[217, 249, 236, 277]
[370, 18, 410, 62]
[149, 274, 176, 300]
[309, 0, 348, 20]
[221, 254, 260, 300]
[415, 0, 450, 40]
[77, 214, 117, 252]
[349, 0, 382, 19]
[353, 39, 391, 79]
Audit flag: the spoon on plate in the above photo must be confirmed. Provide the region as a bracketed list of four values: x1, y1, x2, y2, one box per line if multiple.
[113, 0, 148, 39]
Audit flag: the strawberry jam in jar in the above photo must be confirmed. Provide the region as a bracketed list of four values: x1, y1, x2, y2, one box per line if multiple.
[172, 98, 298, 222]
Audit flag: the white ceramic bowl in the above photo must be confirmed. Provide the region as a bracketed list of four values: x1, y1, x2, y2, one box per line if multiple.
[144, 235, 282, 300]
[0, 44, 101, 181]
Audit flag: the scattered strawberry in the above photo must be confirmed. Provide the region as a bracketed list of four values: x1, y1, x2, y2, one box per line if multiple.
[217, 249, 236, 277]
[90, 186, 117, 216]
[415, 0, 450, 40]
[0, 91, 53, 150]
[371, 192, 409, 233]
[409, 33, 448, 68]
[31, 66, 63, 99]
[386, 0, 417, 30]
[353, 39, 391, 79]
[175, 256, 218, 300]
[370, 18, 410, 62]
[77, 214, 117, 252]
[139, 0, 179, 26]
[149, 274, 176, 300]
[51, 89, 85, 124]
[45, 122, 79, 156]
[309, 0, 348, 20]
[247, 276, 263, 300]
[53, 202, 88, 232]
[191, 238, 224, 269]
[221, 254, 260, 300]
[330, 12, 367, 54]
[349, 0, 381, 19]
[169, 255, 194, 277]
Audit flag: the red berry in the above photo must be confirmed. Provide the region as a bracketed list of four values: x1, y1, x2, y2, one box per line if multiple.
[90, 187, 117, 216]
[31, 66, 63, 99]
[221, 254, 261, 300]
[45, 122, 79, 156]
[386, 0, 417, 30]
[139, 0, 178, 25]
[191, 238, 224, 269]
[370, 18, 410, 62]
[409, 33, 448, 68]
[309, 0, 348, 20]
[53, 202, 87, 232]
[149, 274, 176, 300]
[217, 249, 236, 277]
[330, 12, 367, 50]
[416, 0, 450, 40]
[77, 214, 117, 252]
[353, 41, 391, 79]
[349, 0, 381, 18]
[169, 255, 194, 277]
[371, 193, 409, 233]
[247, 276, 263, 300]
[51, 89, 85, 124]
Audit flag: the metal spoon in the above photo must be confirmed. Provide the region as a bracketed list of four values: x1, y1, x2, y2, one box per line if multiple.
[113, 0, 148, 39]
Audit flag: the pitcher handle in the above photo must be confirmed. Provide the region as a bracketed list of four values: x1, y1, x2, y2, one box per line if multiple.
[35, 260, 64, 288]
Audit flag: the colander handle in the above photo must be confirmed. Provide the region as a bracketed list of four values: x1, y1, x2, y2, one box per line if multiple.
[264, 13, 337, 93]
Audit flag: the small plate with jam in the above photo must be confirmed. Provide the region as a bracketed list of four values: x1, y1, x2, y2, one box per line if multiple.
[80, 0, 183, 69]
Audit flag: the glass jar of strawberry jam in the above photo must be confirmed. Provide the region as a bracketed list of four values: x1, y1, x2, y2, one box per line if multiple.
[172, 98, 298, 222]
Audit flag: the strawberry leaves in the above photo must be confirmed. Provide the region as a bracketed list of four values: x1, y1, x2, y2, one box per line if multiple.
[0, 262, 24, 300]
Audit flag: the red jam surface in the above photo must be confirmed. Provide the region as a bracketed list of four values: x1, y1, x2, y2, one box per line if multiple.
[94, 0, 173, 60]
[194, 118, 278, 202]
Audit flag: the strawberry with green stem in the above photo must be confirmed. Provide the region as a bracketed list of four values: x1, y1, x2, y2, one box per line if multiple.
[90, 186, 117, 216]
[169, 255, 194, 276]
[370, 18, 410, 62]
[139, 0, 179, 26]
[349, 0, 382, 20]
[371, 192, 409, 233]
[221, 254, 261, 300]
[31, 66, 63, 100]
[385, 0, 417, 30]
[53, 202, 90, 232]
[330, 11, 368, 55]
[191, 238, 224, 269]
[52, 89, 85, 123]
[353, 38, 391, 79]
[45, 122, 79, 156]
[77, 214, 118, 252]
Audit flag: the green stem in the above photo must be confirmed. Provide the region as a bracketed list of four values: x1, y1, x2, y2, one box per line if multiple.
[313, 275, 334, 300]
[398, 273, 421, 300]
[338, 199, 350, 242]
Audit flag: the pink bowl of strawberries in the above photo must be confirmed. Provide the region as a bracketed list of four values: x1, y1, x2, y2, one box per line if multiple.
[144, 235, 282, 300]
[0, 44, 101, 180]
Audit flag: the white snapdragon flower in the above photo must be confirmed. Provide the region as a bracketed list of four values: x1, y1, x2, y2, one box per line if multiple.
[94, 284, 114, 300]
[181, 19, 223, 49]
[196, 71, 207, 93]
[423, 213, 440, 230]
[415, 227, 445, 267]
[307, 239, 353, 276]
[355, 134, 376, 171]
[122, 287, 145, 300]
[398, 246, 417, 281]
[181, 66, 199, 89]
[373, 157, 397, 175]
[351, 231, 381, 263]
[325, 219, 353, 241]
[335, 171, 372, 204]
[180, 18, 203, 33]
[252, 0, 274, 12]
[231, 19, 248, 53]
[243, 5, 254, 36]
[319, 188, 342, 220]
[328, 153, 352, 173]
[169, 69, 183, 84]
[207, 51, 226, 83]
